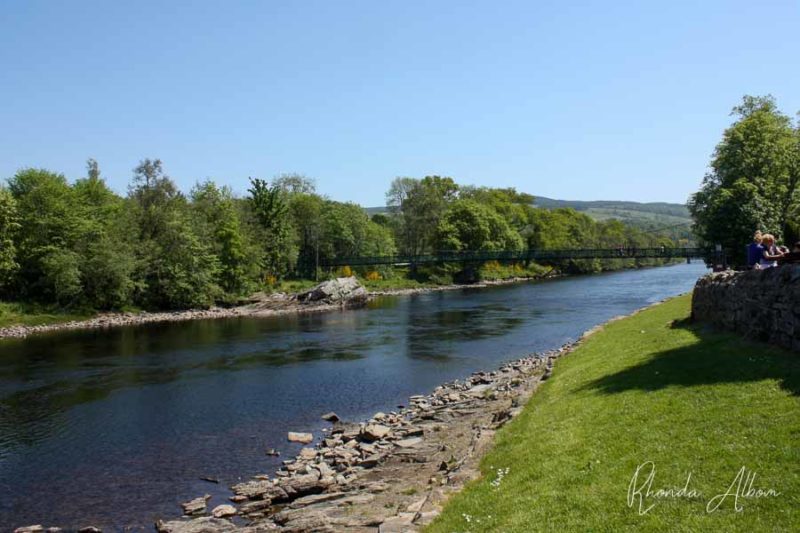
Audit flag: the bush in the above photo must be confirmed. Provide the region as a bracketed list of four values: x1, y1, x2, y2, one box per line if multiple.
[38, 248, 81, 305]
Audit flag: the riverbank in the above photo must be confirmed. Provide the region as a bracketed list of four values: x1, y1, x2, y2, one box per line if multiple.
[151, 297, 688, 532]
[0, 273, 557, 340]
[0, 261, 687, 340]
[427, 294, 800, 532]
[152, 342, 577, 533]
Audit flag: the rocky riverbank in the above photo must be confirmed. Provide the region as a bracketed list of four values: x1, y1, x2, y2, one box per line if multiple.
[146, 340, 576, 533]
[13, 297, 679, 533]
[0, 275, 545, 340]
[0, 278, 370, 340]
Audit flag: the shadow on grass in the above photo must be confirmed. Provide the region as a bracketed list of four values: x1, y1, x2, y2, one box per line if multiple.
[582, 321, 800, 397]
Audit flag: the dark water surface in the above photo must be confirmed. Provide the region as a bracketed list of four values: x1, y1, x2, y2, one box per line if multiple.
[0, 263, 708, 530]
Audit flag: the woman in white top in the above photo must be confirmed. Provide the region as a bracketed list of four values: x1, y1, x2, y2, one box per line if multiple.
[758, 234, 784, 268]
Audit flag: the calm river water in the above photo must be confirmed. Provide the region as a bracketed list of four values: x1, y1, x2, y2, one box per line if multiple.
[0, 263, 708, 530]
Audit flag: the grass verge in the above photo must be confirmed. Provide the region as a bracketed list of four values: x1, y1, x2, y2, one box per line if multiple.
[0, 301, 95, 328]
[427, 294, 800, 532]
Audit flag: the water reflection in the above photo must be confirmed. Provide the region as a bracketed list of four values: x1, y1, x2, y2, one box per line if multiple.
[0, 263, 708, 530]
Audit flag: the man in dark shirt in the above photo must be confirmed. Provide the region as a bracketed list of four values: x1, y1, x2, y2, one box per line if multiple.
[746, 231, 763, 268]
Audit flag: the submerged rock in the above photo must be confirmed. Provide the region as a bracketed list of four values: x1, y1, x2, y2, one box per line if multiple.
[320, 412, 340, 422]
[287, 431, 313, 444]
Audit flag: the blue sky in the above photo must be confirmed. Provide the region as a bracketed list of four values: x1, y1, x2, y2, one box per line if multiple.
[1, 0, 798, 206]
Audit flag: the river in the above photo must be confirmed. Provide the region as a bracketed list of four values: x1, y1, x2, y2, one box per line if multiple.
[0, 263, 708, 530]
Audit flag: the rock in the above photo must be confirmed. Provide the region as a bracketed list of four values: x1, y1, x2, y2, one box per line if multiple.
[394, 437, 423, 448]
[358, 454, 382, 468]
[231, 480, 288, 501]
[272, 509, 334, 532]
[403, 427, 424, 438]
[211, 504, 237, 518]
[361, 423, 391, 441]
[181, 494, 211, 516]
[238, 499, 272, 515]
[265, 448, 281, 456]
[279, 471, 332, 499]
[288, 491, 347, 508]
[156, 517, 237, 533]
[298, 447, 317, 460]
[321, 412, 340, 422]
[296, 277, 368, 306]
[287, 431, 313, 444]
[379, 513, 416, 533]
[406, 497, 427, 512]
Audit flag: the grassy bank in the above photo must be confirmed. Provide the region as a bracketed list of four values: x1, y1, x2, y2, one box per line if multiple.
[428, 294, 800, 532]
[0, 302, 94, 328]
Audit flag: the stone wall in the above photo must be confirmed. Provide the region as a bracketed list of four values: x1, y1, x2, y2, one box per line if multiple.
[691, 265, 800, 351]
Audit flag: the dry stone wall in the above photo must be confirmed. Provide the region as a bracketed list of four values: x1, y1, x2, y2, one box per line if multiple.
[691, 265, 800, 351]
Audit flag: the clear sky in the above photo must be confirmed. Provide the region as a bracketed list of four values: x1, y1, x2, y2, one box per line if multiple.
[1, 0, 798, 206]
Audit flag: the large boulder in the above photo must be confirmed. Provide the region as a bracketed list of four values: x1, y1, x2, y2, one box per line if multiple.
[296, 277, 368, 306]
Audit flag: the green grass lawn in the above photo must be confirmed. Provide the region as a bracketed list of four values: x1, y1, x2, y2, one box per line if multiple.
[427, 294, 800, 532]
[0, 301, 95, 328]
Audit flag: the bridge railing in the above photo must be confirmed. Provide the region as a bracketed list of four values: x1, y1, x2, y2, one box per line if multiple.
[317, 247, 712, 267]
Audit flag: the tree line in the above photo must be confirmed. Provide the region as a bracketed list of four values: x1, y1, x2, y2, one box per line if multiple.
[0, 161, 677, 311]
[690, 95, 800, 263]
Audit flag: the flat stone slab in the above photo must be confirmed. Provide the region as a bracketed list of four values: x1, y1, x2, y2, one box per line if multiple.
[287, 431, 313, 443]
[394, 437, 423, 448]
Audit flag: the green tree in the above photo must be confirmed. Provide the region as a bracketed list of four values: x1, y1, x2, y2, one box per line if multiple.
[386, 176, 458, 257]
[436, 199, 524, 252]
[273, 173, 316, 194]
[288, 192, 324, 277]
[0, 187, 20, 289]
[191, 181, 258, 295]
[6, 168, 83, 301]
[73, 159, 136, 309]
[129, 159, 183, 241]
[689, 95, 799, 262]
[128, 160, 221, 308]
[248, 178, 295, 279]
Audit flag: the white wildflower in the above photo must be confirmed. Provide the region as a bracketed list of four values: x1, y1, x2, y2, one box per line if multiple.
[490, 466, 510, 488]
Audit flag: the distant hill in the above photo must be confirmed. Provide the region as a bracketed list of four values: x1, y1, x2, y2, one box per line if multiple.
[532, 196, 690, 219]
[368, 197, 691, 225]
[534, 196, 691, 226]
[533, 197, 694, 242]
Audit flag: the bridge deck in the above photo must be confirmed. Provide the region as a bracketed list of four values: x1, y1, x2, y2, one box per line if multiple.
[319, 247, 712, 267]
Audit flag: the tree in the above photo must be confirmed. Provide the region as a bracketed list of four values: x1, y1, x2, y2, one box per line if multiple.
[273, 173, 316, 194]
[386, 176, 458, 257]
[288, 192, 324, 278]
[191, 181, 258, 295]
[73, 159, 137, 309]
[142, 216, 221, 309]
[436, 199, 524, 252]
[129, 159, 182, 241]
[6, 168, 83, 300]
[127, 160, 221, 308]
[248, 178, 295, 279]
[689, 95, 799, 262]
[0, 187, 20, 289]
